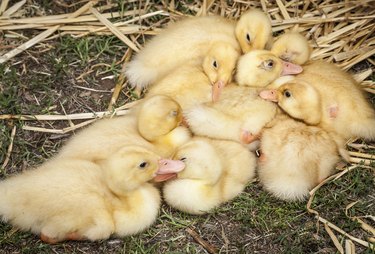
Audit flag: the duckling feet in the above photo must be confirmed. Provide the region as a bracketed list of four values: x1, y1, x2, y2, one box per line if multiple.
[41, 232, 84, 244]
[66, 232, 85, 241]
[40, 233, 61, 244]
[240, 130, 259, 144]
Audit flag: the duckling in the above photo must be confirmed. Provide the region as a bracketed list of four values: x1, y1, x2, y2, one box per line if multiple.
[271, 32, 311, 65]
[59, 95, 190, 161]
[136, 95, 192, 158]
[163, 137, 256, 214]
[184, 84, 277, 149]
[235, 8, 273, 53]
[236, 50, 303, 87]
[146, 42, 239, 105]
[258, 114, 341, 201]
[125, 15, 240, 91]
[259, 61, 375, 140]
[0, 146, 185, 243]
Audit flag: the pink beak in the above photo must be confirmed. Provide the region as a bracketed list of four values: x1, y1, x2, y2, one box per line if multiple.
[259, 89, 278, 102]
[153, 159, 185, 182]
[281, 61, 303, 75]
[212, 80, 225, 102]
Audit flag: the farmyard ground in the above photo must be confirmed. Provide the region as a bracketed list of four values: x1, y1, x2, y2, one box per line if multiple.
[0, 1, 374, 253]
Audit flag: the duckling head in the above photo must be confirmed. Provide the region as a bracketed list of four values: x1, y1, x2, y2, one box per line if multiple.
[138, 95, 183, 142]
[103, 146, 185, 194]
[235, 8, 273, 53]
[271, 32, 311, 65]
[202, 42, 240, 102]
[172, 139, 222, 185]
[236, 50, 303, 87]
[259, 81, 322, 125]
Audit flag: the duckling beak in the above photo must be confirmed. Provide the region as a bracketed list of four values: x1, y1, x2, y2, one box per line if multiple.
[259, 89, 278, 102]
[281, 61, 303, 75]
[212, 80, 225, 102]
[153, 159, 185, 182]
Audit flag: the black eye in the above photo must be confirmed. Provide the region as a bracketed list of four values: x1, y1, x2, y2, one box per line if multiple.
[284, 90, 291, 98]
[262, 59, 274, 69]
[139, 162, 148, 169]
[261, 59, 274, 70]
[180, 157, 187, 161]
[246, 33, 251, 43]
[170, 110, 178, 117]
[212, 60, 218, 69]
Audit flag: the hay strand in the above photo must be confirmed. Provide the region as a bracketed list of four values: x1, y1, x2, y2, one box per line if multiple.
[0, 0, 98, 64]
[89, 7, 139, 52]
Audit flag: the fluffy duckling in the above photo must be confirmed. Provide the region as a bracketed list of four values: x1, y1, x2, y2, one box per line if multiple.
[125, 15, 240, 91]
[184, 84, 277, 149]
[235, 8, 273, 53]
[146, 42, 239, 105]
[260, 61, 375, 141]
[271, 32, 311, 65]
[163, 137, 256, 214]
[59, 95, 191, 161]
[136, 95, 192, 158]
[236, 50, 303, 87]
[0, 146, 185, 243]
[258, 114, 341, 201]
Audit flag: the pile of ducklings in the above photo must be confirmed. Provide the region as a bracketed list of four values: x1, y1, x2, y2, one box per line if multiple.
[0, 9, 374, 243]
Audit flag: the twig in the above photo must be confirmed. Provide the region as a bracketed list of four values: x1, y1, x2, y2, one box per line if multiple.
[186, 227, 218, 254]
[1, 125, 16, 173]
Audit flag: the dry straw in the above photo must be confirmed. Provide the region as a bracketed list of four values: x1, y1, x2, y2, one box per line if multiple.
[0, 0, 374, 251]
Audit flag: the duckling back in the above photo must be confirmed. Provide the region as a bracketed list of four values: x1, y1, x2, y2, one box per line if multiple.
[146, 65, 212, 110]
[258, 116, 340, 201]
[125, 16, 239, 90]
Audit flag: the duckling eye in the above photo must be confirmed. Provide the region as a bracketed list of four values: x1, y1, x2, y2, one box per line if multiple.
[139, 162, 149, 169]
[262, 59, 274, 70]
[180, 157, 187, 162]
[212, 60, 218, 69]
[169, 110, 178, 117]
[284, 90, 292, 98]
[246, 33, 251, 43]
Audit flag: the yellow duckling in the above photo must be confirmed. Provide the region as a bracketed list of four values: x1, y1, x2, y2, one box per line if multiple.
[236, 50, 303, 87]
[146, 42, 240, 104]
[125, 15, 240, 91]
[59, 95, 190, 161]
[0, 146, 185, 243]
[163, 137, 256, 214]
[137, 95, 192, 158]
[184, 84, 277, 149]
[235, 8, 273, 53]
[271, 32, 311, 65]
[260, 61, 375, 141]
[258, 114, 341, 201]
